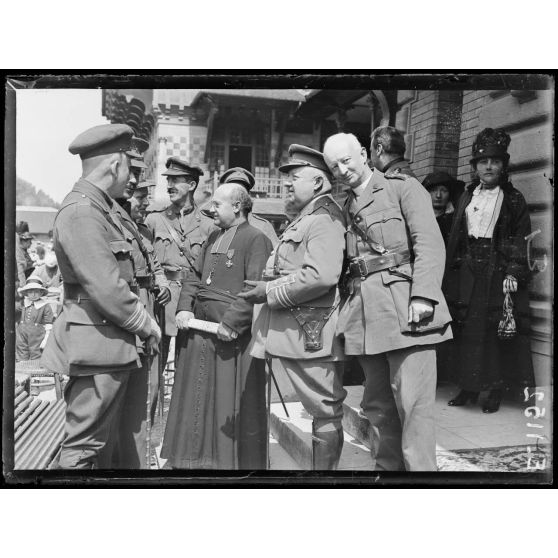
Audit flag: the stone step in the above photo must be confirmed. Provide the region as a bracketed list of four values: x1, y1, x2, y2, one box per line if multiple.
[341, 386, 377, 451]
[270, 401, 371, 470]
[269, 436, 302, 470]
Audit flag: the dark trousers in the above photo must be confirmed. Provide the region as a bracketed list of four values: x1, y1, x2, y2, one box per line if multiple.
[358, 346, 437, 472]
[161, 335, 172, 372]
[57, 371, 131, 469]
[109, 354, 159, 469]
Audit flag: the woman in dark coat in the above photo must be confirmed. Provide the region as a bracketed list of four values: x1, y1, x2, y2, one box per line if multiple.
[422, 171, 464, 244]
[443, 128, 535, 413]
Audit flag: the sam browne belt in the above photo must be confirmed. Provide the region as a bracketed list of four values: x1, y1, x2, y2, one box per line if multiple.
[347, 250, 412, 279]
[164, 269, 188, 281]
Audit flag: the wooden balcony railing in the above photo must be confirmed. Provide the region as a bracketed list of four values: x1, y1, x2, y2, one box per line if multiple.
[204, 174, 346, 200]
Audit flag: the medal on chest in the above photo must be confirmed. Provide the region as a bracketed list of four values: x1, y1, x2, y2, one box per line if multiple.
[225, 249, 234, 268]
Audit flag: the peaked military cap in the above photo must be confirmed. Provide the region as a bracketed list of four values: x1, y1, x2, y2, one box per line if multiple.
[470, 128, 511, 165]
[162, 156, 204, 178]
[135, 180, 156, 192]
[68, 124, 136, 159]
[128, 136, 149, 169]
[278, 144, 331, 175]
[20, 232, 34, 240]
[131, 158, 147, 170]
[130, 136, 149, 157]
[219, 167, 256, 191]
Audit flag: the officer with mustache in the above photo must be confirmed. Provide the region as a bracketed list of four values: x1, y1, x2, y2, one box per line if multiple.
[144, 157, 215, 366]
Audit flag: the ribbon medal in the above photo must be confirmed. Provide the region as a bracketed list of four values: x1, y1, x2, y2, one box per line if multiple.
[226, 249, 235, 268]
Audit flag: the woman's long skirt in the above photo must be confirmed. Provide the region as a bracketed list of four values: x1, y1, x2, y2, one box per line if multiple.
[454, 238, 535, 393]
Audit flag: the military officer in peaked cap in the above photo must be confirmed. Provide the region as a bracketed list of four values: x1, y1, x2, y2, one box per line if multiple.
[104, 177, 171, 468]
[144, 156, 215, 366]
[118, 136, 149, 210]
[41, 123, 162, 469]
[240, 144, 347, 470]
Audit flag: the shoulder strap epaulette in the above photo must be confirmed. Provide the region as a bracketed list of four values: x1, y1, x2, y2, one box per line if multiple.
[384, 168, 408, 180]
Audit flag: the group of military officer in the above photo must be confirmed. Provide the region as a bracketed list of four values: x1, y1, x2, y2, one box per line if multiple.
[41, 121, 450, 471]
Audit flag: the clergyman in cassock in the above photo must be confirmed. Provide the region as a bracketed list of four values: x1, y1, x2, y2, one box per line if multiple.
[161, 183, 273, 469]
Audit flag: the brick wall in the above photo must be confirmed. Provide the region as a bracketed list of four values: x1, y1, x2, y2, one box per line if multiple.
[405, 90, 463, 181]
[456, 90, 494, 182]
[408, 91, 438, 179]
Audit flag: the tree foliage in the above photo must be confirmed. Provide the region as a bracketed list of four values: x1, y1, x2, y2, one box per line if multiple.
[16, 176, 60, 208]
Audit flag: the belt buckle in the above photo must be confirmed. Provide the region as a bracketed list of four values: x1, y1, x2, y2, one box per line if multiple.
[353, 256, 368, 279]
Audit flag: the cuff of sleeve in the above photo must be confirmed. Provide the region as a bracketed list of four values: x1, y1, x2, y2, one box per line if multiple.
[44, 324, 53, 331]
[266, 274, 296, 309]
[122, 301, 151, 339]
[410, 286, 440, 305]
[155, 274, 170, 289]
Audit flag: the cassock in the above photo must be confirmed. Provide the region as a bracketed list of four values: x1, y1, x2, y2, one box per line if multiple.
[161, 221, 273, 469]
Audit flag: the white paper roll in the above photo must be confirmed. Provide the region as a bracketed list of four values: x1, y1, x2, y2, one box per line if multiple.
[186, 318, 220, 335]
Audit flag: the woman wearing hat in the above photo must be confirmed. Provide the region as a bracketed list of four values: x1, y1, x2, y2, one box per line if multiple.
[422, 171, 464, 244]
[32, 251, 61, 289]
[15, 276, 55, 362]
[443, 128, 535, 413]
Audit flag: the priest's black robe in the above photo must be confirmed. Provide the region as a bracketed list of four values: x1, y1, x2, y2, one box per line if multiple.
[161, 221, 273, 469]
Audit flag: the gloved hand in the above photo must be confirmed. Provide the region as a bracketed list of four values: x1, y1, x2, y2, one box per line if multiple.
[147, 335, 160, 354]
[156, 286, 171, 306]
[176, 311, 195, 330]
[238, 280, 267, 304]
[216, 322, 238, 342]
[149, 316, 162, 343]
[408, 297, 434, 324]
[503, 275, 518, 294]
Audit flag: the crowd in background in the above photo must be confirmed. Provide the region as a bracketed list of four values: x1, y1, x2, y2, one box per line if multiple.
[15, 221, 62, 361]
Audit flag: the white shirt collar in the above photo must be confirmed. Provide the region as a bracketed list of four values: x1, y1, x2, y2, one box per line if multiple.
[24, 297, 47, 309]
[474, 183, 500, 196]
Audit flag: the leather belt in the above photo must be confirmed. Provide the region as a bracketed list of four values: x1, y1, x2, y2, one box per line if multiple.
[64, 282, 139, 300]
[348, 250, 412, 279]
[164, 269, 187, 281]
[64, 284, 90, 300]
[136, 275, 153, 289]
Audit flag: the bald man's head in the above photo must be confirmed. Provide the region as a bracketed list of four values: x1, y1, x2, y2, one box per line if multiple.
[323, 133, 371, 189]
[211, 182, 252, 229]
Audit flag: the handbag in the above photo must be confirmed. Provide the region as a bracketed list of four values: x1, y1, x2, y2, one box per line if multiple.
[497, 292, 517, 340]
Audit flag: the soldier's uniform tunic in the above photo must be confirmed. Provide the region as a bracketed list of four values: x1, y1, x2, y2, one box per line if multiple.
[338, 169, 452, 471]
[41, 179, 154, 469]
[105, 203, 170, 469]
[251, 193, 347, 467]
[144, 204, 214, 363]
[382, 157, 420, 181]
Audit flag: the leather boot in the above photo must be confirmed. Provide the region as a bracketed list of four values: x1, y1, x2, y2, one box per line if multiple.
[482, 389, 503, 413]
[311, 424, 344, 470]
[448, 389, 479, 406]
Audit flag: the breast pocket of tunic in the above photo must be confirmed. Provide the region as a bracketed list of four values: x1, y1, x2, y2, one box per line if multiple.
[153, 231, 173, 265]
[280, 228, 306, 262]
[109, 239, 134, 283]
[65, 301, 138, 367]
[364, 207, 405, 250]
